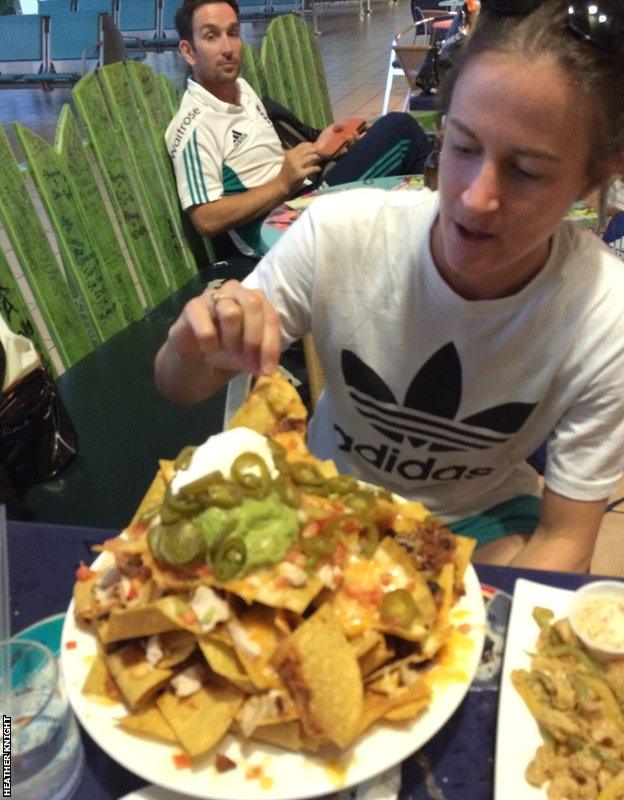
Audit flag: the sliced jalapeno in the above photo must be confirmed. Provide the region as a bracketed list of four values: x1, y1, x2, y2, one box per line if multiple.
[290, 461, 325, 487]
[326, 474, 359, 496]
[360, 521, 379, 558]
[174, 445, 196, 471]
[159, 504, 182, 524]
[160, 520, 205, 566]
[196, 480, 244, 508]
[344, 490, 376, 515]
[177, 471, 225, 498]
[164, 485, 203, 516]
[274, 475, 301, 507]
[379, 589, 417, 628]
[299, 535, 335, 557]
[212, 536, 246, 581]
[231, 452, 271, 497]
[147, 524, 165, 559]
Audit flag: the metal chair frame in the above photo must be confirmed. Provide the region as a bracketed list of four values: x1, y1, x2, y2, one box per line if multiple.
[381, 9, 455, 115]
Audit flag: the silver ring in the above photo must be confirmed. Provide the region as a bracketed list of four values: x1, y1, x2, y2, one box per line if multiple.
[210, 292, 236, 311]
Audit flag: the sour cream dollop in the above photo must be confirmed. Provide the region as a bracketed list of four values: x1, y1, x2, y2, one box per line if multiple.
[170, 427, 278, 496]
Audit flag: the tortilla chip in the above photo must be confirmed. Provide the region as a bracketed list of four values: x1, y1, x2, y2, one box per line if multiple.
[157, 630, 198, 668]
[99, 604, 182, 644]
[81, 654, 121, 703]
[157, 682, 244, 758]
[227, 606, 284, 690]
[103, 643, 172, 710]
[358, 635, 395, 678]
[119, 706, 178, 744]
[223, 567, 323, 615]
[324, 537, 438, 641]
[198, 638, 256, 693]
[273, 604, 363, 748]
[129, 463, 172, 527]
[249, 720, 320, 753]
[227, 372, 307, 436]
[355, 678, 431, 738]
[453, 534, 476, 597]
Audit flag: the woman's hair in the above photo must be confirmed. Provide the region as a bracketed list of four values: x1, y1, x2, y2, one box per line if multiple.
[437, 0, 624, 182]
[174, 0, 240, 42]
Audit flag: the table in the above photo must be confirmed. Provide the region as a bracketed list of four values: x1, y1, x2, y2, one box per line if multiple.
[16, 261, 308, 531]
[8, 518, 600, 800]
[260, 175, 424, 254]
[259, 176, 598, 255]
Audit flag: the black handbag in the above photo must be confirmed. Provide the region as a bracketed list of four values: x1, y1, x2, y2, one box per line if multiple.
[0, 342, 78, 498]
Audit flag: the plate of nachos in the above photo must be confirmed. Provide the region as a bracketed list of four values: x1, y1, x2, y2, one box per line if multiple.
[61, 373, 485, 800]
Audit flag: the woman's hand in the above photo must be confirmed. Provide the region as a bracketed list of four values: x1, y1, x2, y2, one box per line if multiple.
[154, 280, 281, 404]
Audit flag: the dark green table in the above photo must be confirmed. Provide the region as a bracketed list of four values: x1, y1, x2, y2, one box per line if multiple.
[18, 262, 307, 530]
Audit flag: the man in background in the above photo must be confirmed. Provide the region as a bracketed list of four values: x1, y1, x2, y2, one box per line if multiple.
[166, 0, 433, 254]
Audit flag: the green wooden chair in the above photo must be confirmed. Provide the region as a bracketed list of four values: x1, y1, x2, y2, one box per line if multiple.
[241, 42, 268, 99]
[260, 14, 332, 129]
[0, 126, 93, 369]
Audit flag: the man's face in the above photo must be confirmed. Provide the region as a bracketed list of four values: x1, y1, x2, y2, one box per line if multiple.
[180, 2, 242, 94]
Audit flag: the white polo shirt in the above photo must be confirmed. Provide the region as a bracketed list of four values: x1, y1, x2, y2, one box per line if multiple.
[165, 77, 284, 253]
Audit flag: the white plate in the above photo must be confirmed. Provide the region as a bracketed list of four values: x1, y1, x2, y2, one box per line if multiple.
[61, 562, 484, 800]
[494, 578, 575, 800]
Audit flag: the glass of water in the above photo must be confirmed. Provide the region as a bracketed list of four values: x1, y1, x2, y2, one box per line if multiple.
[1, 638, 84, 800]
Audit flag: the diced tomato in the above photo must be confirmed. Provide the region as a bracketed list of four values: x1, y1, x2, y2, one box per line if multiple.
[284, 547, 306, 566]
[274, 576, 291, 589]
[179, 609, 197, 625]
[65, 641, 77, 650]
[331, 540, 348, 567]
[300, 521, 320, 539]
[245, 765, 263, 780]
[135, 565, 152, 582]
[173, 753, 191, 770]
[380, 572, 393, 586]
[75, 561, 94, 582]
[128, 521, 149, 537]
[126, 585, 139, 601]
[195, 564, 214, 577]
[458, 623, 472, 634]
[345, 584, 383, 606]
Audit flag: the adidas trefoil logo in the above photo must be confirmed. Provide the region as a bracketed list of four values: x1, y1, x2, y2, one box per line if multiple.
[342, 344, 536, 453]
[232, 129, 248, 150]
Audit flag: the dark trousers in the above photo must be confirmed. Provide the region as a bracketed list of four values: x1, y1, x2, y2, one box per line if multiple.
[323, 112, 433, 185]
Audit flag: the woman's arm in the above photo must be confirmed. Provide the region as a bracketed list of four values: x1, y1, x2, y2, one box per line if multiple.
[473, 486, 607, 572]
[154, 280, 281, 405]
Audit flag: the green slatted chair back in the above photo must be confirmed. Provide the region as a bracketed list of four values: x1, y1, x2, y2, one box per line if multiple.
[260, 14, 332, 129]
[95, 62, 198, 290]
[0, 126, 92, 369]
[13, 120, 133, 346]
[241, 42, 268, 99]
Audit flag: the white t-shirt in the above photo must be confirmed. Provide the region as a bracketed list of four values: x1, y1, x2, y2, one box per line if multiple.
[165, 77, 284, 253]
[244, 188, 624, 522]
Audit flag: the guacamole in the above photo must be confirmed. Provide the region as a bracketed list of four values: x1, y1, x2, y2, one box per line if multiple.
[194, 492, 301, 571]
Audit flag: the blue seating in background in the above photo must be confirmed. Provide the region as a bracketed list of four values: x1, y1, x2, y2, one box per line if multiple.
[0, 15, 47, 85]
[116, 0, 158, 45]
[47, 10, 108, 76]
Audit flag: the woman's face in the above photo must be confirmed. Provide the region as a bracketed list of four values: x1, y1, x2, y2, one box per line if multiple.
[432, 53, 596, 300]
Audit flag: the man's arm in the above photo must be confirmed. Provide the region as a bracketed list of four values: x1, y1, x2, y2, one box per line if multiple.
[188, 142, 321, 237]
[473, 486, 606, 572]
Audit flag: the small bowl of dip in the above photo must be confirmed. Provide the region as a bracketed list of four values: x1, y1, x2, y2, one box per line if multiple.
[569, 580, 624, 662]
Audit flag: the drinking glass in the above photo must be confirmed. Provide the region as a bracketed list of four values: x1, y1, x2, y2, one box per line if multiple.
[1, 638, 84, 800]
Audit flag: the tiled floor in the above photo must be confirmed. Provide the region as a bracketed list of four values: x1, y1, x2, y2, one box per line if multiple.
[1, 0, 622, 574]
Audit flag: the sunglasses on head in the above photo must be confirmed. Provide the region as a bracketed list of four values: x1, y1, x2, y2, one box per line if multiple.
[478, 0, 624, 53]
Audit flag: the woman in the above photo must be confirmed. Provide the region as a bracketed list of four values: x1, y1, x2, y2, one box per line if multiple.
[155, 0, 624, 572]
